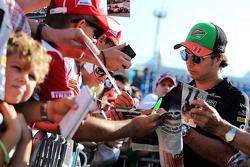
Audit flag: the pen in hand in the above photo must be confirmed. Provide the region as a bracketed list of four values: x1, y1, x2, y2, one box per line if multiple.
[151, 97, 162, 115]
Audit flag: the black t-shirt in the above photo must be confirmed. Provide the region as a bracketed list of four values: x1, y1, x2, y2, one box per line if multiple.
[161, 78, 249, 167]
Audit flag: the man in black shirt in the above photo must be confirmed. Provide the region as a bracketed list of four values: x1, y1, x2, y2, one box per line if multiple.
[171, 22, 249, 167]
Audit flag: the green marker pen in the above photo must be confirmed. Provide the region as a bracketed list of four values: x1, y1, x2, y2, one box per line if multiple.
[151, 97, 162, 115]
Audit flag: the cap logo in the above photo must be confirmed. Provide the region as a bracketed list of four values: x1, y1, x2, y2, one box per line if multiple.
[191, 29, 207, 40]
[216, 45, 225, 52]
[192, 46, 202, 54]
[108, 29, 118, 37]
[50, 7, 67, 14]
[77, 0, 92, 6]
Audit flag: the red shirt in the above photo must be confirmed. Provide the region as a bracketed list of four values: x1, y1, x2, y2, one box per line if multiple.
[37, 41, 73, 100]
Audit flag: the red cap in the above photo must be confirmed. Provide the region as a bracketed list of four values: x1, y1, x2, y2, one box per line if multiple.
[50, 0, 110, 30]
[104, 17, 122, 45]
[156, 74, 176, 87]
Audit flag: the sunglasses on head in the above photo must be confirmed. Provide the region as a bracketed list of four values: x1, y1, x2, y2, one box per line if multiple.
[93, 65, 113, 78]
[71, 18, 105, 39]
[180, 49, 216, 64]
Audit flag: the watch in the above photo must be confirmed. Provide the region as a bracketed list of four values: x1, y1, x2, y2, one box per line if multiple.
[181, 124, 191, 137]
[225, 127, 237, 143]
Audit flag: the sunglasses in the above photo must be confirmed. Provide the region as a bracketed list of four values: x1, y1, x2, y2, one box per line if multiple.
[93, 65, 113, 78]
[180, 50, 215, 64]
[104, 78, 132, 95]
[71, 18, 105, 39]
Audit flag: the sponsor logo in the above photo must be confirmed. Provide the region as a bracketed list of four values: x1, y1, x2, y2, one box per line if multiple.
[163, 151, 184, 167]
[216, 44, 225, 52]
[78, 0, 92, 6]
[107, 29, 118, 37]
[192, 47, 202, 54]
[236, 116, 245, 123]
[160, 124, 181, 134]
[51, 91, 72, 99]
[238, 103, 248, 116]
[206, 99, 217, 107]
[190, 29, 207, 40]
[240, 103, 247, 110]
[208, 93, 221, 98]
[237, 109, 246, 117]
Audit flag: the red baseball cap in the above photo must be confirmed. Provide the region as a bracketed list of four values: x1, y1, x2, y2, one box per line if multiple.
[156, 74, 176, 87]
[50, 0, 122, 39]
[104, 17, 122, 45]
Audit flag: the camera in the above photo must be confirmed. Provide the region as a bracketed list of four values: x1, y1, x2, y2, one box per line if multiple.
[121, 45, 136, 59]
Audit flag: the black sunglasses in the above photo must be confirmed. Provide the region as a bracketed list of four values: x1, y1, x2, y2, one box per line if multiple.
[93, 65, 113, 78]
[180, 50, 215, 64]
[71, 18, 105, 39]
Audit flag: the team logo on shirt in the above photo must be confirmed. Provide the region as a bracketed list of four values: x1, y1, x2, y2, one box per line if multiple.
[236, 116, 245, 123]
[237, 109, 246, 117]
[51, 91, 73, 99]
[237, 103, 248, 117]
[206, 99, 217, 107]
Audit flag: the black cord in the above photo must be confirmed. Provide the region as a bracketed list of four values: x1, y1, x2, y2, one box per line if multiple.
[100, 51, 106, 67]
[35, 23, 47, 40]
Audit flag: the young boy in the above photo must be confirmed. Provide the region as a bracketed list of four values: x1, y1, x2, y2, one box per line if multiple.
[0, 32, 51, 166]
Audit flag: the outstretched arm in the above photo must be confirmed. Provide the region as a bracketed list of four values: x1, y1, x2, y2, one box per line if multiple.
[28, 20, 132, 72]
[183, 127, 235, 166]
[15, 98, 78, 124]
[73, 114, 161, 142]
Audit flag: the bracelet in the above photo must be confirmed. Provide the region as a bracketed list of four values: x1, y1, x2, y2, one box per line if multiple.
[40, 101, 50, 122]
[35, 23, 47, 40]
[0, 140, 9, 164]
[100, 51, 106, 67]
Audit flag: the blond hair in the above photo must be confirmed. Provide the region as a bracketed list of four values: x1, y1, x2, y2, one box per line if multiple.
[7, 32, 51, 84]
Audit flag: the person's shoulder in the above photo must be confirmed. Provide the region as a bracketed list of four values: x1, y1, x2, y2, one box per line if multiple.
[42, 41, 64, 60]
[144, 93, 157, 98]
[222, 78, 249, 101]
[137, 94, 158, 110]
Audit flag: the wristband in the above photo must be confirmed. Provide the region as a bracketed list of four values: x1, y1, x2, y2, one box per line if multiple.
[36, 23, 47, 40]
[0, 140, 9, 164]
[40, 101, 50, 122]
[100, 51, 106, 67]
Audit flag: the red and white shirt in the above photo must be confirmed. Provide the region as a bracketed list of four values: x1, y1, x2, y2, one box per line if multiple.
[36, 41, 75, 100]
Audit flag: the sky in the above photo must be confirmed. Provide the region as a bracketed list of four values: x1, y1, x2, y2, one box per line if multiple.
[103, 0, 250, 78]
